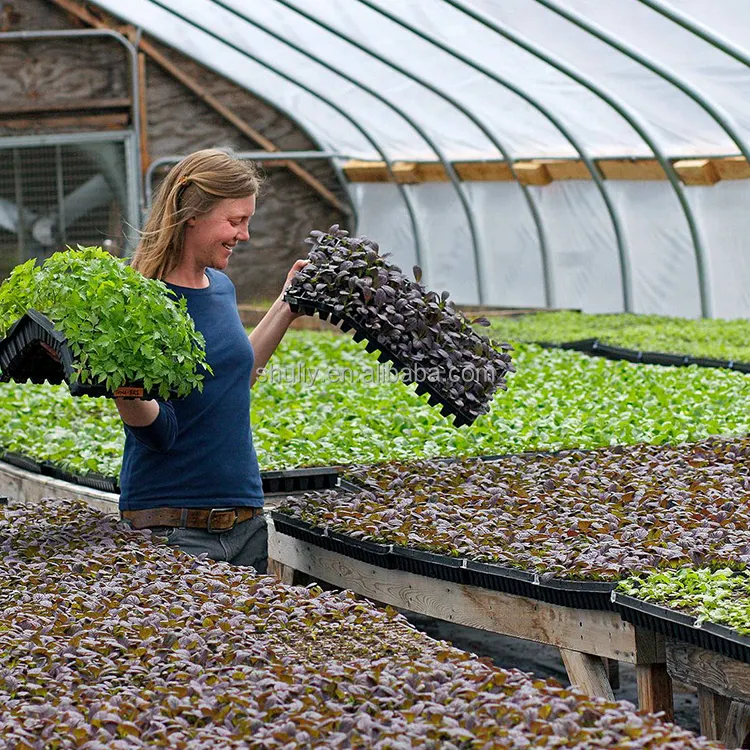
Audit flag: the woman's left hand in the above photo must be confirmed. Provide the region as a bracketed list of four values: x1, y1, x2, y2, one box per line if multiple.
[280, 259, 309, 319]
[283, 259, 309, 291]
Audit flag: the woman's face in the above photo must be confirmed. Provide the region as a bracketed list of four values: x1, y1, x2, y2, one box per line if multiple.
[183, 195, 256, 271]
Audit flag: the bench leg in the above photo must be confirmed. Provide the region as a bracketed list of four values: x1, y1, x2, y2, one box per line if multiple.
[636, 663, 674, 721]
[560, 649, 615, 701]
[267, 557, 296, 585]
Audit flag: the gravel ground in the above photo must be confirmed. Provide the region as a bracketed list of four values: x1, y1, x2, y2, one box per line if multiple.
[404, 612, 700, 734]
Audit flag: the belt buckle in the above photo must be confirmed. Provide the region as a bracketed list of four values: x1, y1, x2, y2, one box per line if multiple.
[207, 507, 237, 534]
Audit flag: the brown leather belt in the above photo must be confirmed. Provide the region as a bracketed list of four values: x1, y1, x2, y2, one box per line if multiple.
[121, 506, 263, 533]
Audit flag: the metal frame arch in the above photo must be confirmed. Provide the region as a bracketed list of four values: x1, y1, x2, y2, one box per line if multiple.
[208, 0, 486, 304]
[443, 0, 713, 318]
[269, 0, 551, 306]
[636, 0, 750, 71]
[536, 0, 750, 182]
[355, 0, 633, 313]
[142, 0, 425, 271]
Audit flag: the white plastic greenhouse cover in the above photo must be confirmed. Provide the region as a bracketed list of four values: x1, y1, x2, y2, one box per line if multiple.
[90, 0, 750, 317]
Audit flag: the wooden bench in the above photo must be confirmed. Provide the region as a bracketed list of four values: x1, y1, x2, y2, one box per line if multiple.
[268, 521, 673, 718]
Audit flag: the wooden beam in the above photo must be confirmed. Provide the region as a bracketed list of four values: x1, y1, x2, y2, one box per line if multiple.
[636, 663, 674, 720]
[514, 161, 552, 186]
[537, 160, 592, 181]
[0, 113, 129, 130]
[698, 686, 732, 743]
[674, 159, 720, 186]
[342, 160, 391, 182]
[137, 52, 150, 177]
[560, 649, 615, 701]
[598, 159, 665, 181]
[0, 97, 132, 117]
[45, 0, 348, 215]
[713, 156, 750, 181]
[667, 640, 750, 701]
[343, 155, 750, 184]
[267, 558, 296, 585]
[455, 161, 514, 181]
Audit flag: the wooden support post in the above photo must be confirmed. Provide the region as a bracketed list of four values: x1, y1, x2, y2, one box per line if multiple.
[47, 0, 348, 215]
[668, 640, 750, 746]
[603, 656, 620, 690]
[698, 686, 732, 742]
[267, 558, 296, 585]
[636, 663, 674, 721]
[137, 51, 150, 177]
[723, 701, 750, 748]
[560, 649, 615, 700]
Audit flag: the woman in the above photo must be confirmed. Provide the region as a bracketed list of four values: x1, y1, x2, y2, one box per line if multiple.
[118, 148, 306, 573]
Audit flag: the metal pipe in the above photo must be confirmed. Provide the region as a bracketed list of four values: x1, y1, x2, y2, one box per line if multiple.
[142, 0, 425, 277]
[443, 0, 713, 317]
[207, 0, 485, 303]
[55, 145, 67, 246]
[536, 0, 750, 181]
[270, 0, 551, 306]
[13, 149, 24, 261]
[356, 0, 632, 311]
[636, 0, 750, 70]
[0, 29, 143, 219]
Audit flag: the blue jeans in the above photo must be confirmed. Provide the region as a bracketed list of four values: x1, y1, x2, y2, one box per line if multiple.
[145, 514, 268, 573]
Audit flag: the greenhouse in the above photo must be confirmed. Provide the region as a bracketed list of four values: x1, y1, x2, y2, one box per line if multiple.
[5, 0, 750, 747]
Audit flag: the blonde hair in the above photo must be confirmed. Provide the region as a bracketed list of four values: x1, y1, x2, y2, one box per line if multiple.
[132, 149, 262, 280]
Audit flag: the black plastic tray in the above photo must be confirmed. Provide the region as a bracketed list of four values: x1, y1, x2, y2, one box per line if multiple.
[272, 509, 615, 609]
[1, 451, 44, 474]
[74, 471, 120, 494]
[284, 294, 492, 427]
[614, 592, 750, 665]
[261, 466, 340, 494]
[540, 337, 750, 373]
[271, 511, 396, 569]
[463, 559, 615, 610]
[0, 309, 166, 400]
[391, 545, 465, 583]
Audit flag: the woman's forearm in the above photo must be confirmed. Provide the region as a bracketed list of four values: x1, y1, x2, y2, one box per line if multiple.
[248, 295, 296, 386]
[115, 398, 160, 427]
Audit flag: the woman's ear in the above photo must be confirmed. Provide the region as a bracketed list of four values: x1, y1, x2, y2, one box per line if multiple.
[186, 216, 197, 227]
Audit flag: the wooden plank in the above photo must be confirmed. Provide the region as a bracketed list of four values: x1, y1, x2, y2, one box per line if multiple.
[598, 159, 665, 181]
[724, 700, 750, 748]
[415, 162, 449, 182]
[538, 160, 592, 181]
[0, 97, 131, 117]
[137, 52, 150, 176]
[713, 156, 750, 181]
[0, 461, 119, 516]
[46, 0, 347, 216]
[455, 161, 514, 181]
[636, 663, 674, 721]
[603, 656, 620, 690]
[667, 640, 750, 702]
[560, 649, 615, 700]
[268, 529, 643, 663]
[675, 158, 720, 186]
[267, 558, 296, 585]
[0, 113, 129, 130]
[698, 686, 732, 742]
[342, 160, 391, 182]
[514, 161, 552, 186]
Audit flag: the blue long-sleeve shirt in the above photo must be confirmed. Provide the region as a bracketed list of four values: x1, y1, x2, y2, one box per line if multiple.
[118, 269, 264, 510]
